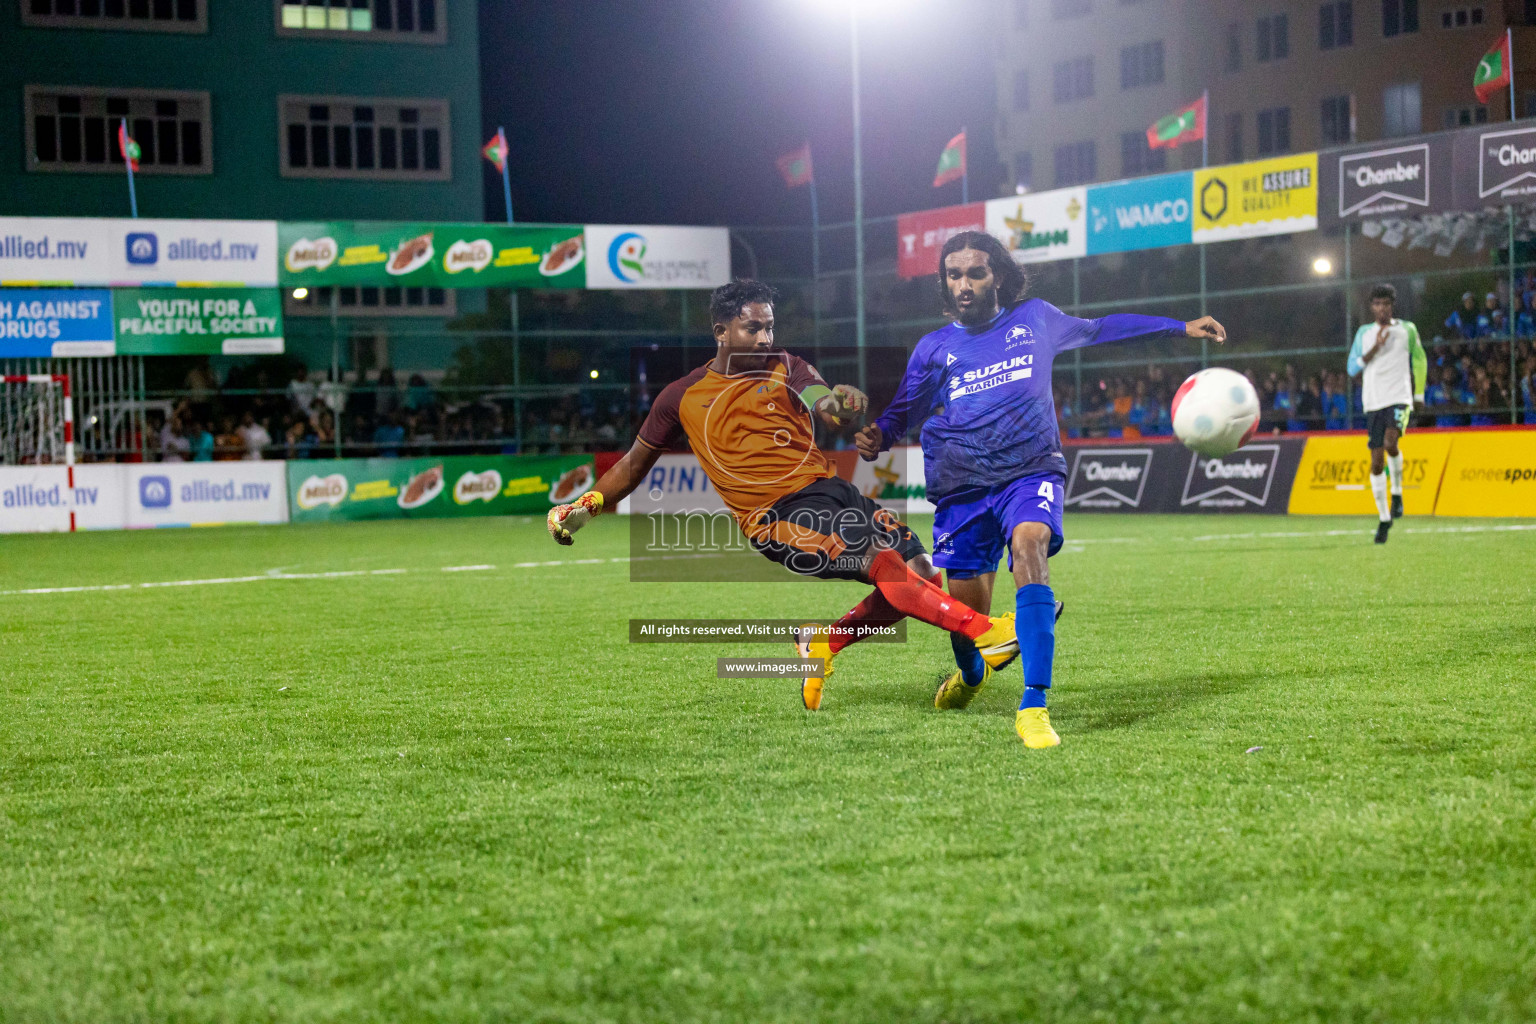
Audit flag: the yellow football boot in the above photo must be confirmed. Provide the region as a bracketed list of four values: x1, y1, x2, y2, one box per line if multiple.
[934, 663, 991, 710]
[1015, 707, 1061, 749]
[794, 624, 835, 711]
[971, 614, 1019, 669]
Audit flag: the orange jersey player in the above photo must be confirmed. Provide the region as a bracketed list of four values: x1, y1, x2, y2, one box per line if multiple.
[547, 279, 1019, 710]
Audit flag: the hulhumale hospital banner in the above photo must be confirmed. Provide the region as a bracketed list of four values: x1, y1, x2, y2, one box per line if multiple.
[583, 225, 732, 289]
[288, 454, 595, 523]
[0, 217, 277, 287]
[279, 222, 588, 289]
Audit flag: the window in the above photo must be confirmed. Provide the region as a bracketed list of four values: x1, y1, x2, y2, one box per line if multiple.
[21, 0, 205, 32]
[1050, 0, 1090, 17]
[1054, 140, 1096, 185]
[1257, 14, 1289, 60]
[1320, 94, 1353, 143]
[1121, 131, 1167, 176]
[286, 285, 454, 318]
[26, 86, 210, 174]
[1257, 106, 1291, 155]
[1120, 40, 1165, 90]
[275, 0, 445, 43]
[1382, 0, 1418, 36]
[1225, 23, 1243, 72]
[1383, 81, 1421, 136]
[1012, 70, 1030, 112]
[1319, 2, 1353, 48]
[1226, 112, 1243, 162]
[1443, 105, 1489, 127]
[280, 96, 449, 180]
[1013, 151, 1033, 191]
[1014, 0, 1029, 28]
[1052, 56, 1094, 102]
[1439, 6, 1485, 28]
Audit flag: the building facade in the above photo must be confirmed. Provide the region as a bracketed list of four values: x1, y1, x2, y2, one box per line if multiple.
[1, 0, 482, 222]
[997, 0, 1536, 192]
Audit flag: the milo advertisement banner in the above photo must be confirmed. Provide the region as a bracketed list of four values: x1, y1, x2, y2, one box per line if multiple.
[278, 222, 586, 288]
[288, 454, 595, 523]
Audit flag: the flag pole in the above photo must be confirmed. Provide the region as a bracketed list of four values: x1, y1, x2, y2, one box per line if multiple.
[961, 125, 969, 204]
[120, 118, 138, 219]
[809, 164, 821, 356]
[498, 126, 514, 224]
[1201, 90, 1209, 168]
[1508, 27, 1517, 122]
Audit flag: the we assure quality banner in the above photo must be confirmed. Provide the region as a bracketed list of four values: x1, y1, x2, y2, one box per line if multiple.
[0, 288, 283, 358]
[280, 222, 587, 289]
[289, 454, 595, 522]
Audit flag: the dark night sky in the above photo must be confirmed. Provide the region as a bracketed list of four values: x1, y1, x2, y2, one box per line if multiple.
[478, 1, 1000, 228]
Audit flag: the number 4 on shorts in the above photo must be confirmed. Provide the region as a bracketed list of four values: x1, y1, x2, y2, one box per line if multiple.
[1037, 481, 1054, 510]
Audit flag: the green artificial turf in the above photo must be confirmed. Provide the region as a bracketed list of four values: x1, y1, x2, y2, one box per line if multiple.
[1, 513, 1534, 1023]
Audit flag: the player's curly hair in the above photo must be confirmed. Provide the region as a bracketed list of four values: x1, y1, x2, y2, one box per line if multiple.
[936, 231, 1028, 318]
[710, 279, 779, 326]
[1370, 283, 1397, 302]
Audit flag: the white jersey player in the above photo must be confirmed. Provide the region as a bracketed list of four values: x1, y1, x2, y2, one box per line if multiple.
[1347, 283, 1426, 544]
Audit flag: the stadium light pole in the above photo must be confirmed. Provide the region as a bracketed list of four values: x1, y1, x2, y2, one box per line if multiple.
[850, 2, 867, 394]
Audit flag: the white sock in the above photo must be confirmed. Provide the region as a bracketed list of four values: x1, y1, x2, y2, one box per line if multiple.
[1387, 453, 1404, 496]
[1370, 471, 1391, 522]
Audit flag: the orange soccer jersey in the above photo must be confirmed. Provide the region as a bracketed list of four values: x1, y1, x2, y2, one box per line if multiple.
[636, 353, 836, 525]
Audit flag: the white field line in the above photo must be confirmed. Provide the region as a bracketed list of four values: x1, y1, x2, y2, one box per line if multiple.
[0, 552, 725, 597]
[1, 525, 1529, 597]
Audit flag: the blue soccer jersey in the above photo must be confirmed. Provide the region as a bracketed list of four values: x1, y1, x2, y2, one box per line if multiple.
[873, 298, 1185, 503]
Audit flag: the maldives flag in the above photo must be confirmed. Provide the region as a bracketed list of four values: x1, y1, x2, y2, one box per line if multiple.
[933, 131, 966, 187]
[1474, 32, 1512, 104]
[117, 121, 140, 171]
[776, 143, 813, 187]
[1147, 96, 1207, 150]
[482, 129, 509, 173]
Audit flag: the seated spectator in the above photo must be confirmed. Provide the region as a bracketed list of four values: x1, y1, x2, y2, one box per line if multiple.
[160, 415, 190, 462]
[405, 373, 435, 413]
[1477, 292, 1505, 338]
[373, 412, 406, 458]
[214, 416, 243, 460]
[1445, 292, 1481, 339]
[285, 416, 315, 460]
[238, 411, 271, 460]
[287, 368, 317, 418]
[1322, 374, 1348, 430]
[187, 420, 215, 462]
[1515, 297, 1536, 340]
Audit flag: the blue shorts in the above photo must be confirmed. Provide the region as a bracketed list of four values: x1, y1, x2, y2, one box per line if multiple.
[931, 473, 1066, 580]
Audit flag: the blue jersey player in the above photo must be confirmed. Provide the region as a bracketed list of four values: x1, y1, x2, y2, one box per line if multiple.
[856, 231, 1225, 749]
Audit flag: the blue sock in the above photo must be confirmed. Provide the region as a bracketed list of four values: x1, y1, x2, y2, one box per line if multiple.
[950, 632, 986, 687]
[1015, 583, 1055, 710]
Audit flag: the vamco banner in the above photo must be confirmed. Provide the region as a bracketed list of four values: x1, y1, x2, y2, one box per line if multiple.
[1086, 172, 1194, 255]
[583, 225, 731, 289]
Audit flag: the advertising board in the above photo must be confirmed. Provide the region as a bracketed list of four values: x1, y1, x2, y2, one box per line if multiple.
[289, 454, 593, 522]
[1086, 173, 1194, 255]
[1287, 433, 1452, 516]
[984, 188, 1088, 264]
[279, 222, 586, 288]
[0, 217, 277, 287]
[583, 225, 732, 289]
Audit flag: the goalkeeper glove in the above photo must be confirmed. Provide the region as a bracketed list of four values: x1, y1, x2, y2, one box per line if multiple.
[825, 384, 869, 425]
[547, 490, 603, 546]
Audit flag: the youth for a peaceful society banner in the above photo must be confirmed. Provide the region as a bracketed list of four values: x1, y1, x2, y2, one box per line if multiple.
[279, 222, 587, 289]
[0, 217, 277, 287]
[288, 454, 595, 523]
[114, 288, 283, 355]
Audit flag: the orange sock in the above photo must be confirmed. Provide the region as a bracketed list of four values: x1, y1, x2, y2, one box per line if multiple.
[866, 549, 988, 639]
[827, 569, 942, 653]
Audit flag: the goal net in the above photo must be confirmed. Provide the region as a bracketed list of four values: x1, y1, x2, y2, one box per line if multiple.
[0, 374, 76, 531]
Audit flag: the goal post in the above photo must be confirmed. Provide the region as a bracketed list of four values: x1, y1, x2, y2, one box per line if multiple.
[1, 374, 76, 532]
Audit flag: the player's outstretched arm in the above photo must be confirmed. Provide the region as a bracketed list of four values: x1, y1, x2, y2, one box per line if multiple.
[547, 439, 662, 545]
[1184, 316, 1227, 344]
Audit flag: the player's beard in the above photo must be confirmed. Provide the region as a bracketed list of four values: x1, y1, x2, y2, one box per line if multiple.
[954, 283, 999, 326]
